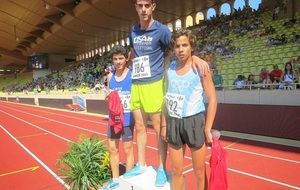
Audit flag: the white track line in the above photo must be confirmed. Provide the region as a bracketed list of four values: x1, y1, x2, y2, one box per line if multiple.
[0, 108, 108, 137]
[0, 125, 70, 189]
[226, 147, 300, 164]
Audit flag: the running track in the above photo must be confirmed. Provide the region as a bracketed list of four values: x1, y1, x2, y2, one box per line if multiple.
[0, 101, 299, 190]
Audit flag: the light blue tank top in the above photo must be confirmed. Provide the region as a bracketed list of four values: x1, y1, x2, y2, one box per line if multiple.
[166, 61, 205, 118]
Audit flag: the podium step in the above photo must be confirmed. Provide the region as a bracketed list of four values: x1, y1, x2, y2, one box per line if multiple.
[119, 166, 172, 190]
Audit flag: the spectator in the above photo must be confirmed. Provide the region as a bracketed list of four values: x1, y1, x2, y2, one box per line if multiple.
[265, 37, 273, 46]
[270, 64, 283, 83]
[279, 62, 298, 90]
[259, 68, 269, 83]
[263, 73, 278, 89]
[273, 5, 280, 20]
[293, 56, 300, 74]
[212, 69, 223, 90]
[282, 0, 287, 13]
[245, 74, 257, 90]
[232, 75, 245, 90]
[289, 32, 298, 43]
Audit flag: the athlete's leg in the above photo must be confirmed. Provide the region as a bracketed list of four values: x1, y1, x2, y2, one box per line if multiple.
[169, 144, 185, 190]
[150, 112, 167, 168]
[133, 108, 148, 167]
[122, 140, 134, 172]
[107, 138, 120, 178]
[191, 144, 208, 190]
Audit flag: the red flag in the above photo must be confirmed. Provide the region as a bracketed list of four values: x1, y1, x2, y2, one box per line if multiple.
[108, 91, 124, 133]
[209, 138, 228, 190]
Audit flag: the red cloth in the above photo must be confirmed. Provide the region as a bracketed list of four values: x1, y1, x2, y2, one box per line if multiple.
[209, 138, 228, 190]
[108, 91, 124, 133]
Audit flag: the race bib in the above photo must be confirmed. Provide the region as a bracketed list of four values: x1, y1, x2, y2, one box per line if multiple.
[132, 55, 151, 79]
[165, 92, 184, 118]
[119, 94, 131, 113]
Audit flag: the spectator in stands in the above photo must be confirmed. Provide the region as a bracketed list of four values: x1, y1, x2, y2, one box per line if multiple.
[221, 48, 233, 59]
[212, 69, 223, 90]
[270, 64, 283, 83]
[279, 62, 298, 90]
[259, 68, 269, 83]
[265, 26, 276, 35]
[280, 34, 288, 44]
[79, 82, 87, 93]
[245, 74, 257, 90]
[289, 32, 298, 43]
[204, 51, 214, 62]
[284, 17, 300, 28]
[265, 37, 273, 46]
[294, 56, 300, 74]
[263, 73, 278, 90]
[272, 34, 286, 45]
[232, 75, 245, 90]
[282, 0, 287, 13]
[273, 5, 280, 20]
[92, 81, 101, 93]
[101, 45, 134, 190]
[248, 29, 260, 39]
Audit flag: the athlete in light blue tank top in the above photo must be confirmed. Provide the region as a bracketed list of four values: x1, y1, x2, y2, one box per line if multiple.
[109, 70, 134, 127]
[166, 61, 205, 118]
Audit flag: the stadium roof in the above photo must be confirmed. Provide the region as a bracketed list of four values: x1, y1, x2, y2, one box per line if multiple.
[0, 0, 228, 70]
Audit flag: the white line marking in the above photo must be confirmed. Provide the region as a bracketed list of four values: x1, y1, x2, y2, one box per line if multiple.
[0, 110, 72, 142]
[0, 125, 70, 189]
[0, 108, 107, 137]
[226, 147, 300, 164]
[183, 162, 300, 189]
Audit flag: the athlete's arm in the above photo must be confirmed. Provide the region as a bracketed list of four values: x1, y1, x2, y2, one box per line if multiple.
[201, 71, 217, 146]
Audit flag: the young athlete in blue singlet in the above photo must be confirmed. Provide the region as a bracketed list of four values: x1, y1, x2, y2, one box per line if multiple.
[101, 45, 134, 190]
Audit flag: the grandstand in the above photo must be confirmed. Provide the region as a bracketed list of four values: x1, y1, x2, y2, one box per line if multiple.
[215, 10, 300, 85]
[0, 1, 299, 190]
[0, 2, 299, 129]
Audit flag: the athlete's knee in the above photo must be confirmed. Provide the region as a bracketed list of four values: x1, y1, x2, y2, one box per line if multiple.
[123, 145, 133, 155]
[135, 122, 146, 132]
[193, 167, 206, 180]
[171, 165, 183, 176]
[108, 146, 119, 155]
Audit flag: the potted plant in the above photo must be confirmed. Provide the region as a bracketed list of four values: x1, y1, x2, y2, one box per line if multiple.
[57, 134, 111, 190]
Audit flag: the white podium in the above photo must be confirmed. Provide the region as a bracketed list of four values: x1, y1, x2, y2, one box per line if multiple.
[118, 166, 172, 190]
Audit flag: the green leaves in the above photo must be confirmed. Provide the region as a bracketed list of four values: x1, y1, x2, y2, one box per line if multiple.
[57, 134, 111, 190]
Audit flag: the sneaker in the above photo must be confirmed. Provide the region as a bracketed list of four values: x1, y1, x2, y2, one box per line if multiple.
[100, 179, 119, 190]
[155, 167, 167, 187]
[122, 163, 146, 179]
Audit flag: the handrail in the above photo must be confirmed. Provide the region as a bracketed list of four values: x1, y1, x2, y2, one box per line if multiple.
[215, 83, 300, 91]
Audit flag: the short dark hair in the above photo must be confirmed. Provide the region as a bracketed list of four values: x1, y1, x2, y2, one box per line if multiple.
[110, 45, 128, 58]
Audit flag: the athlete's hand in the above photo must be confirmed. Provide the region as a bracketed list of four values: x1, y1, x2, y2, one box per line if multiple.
[160, 126, 167, 142]
[192, 56, 210, 77]
[205, 130, 213, 147]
